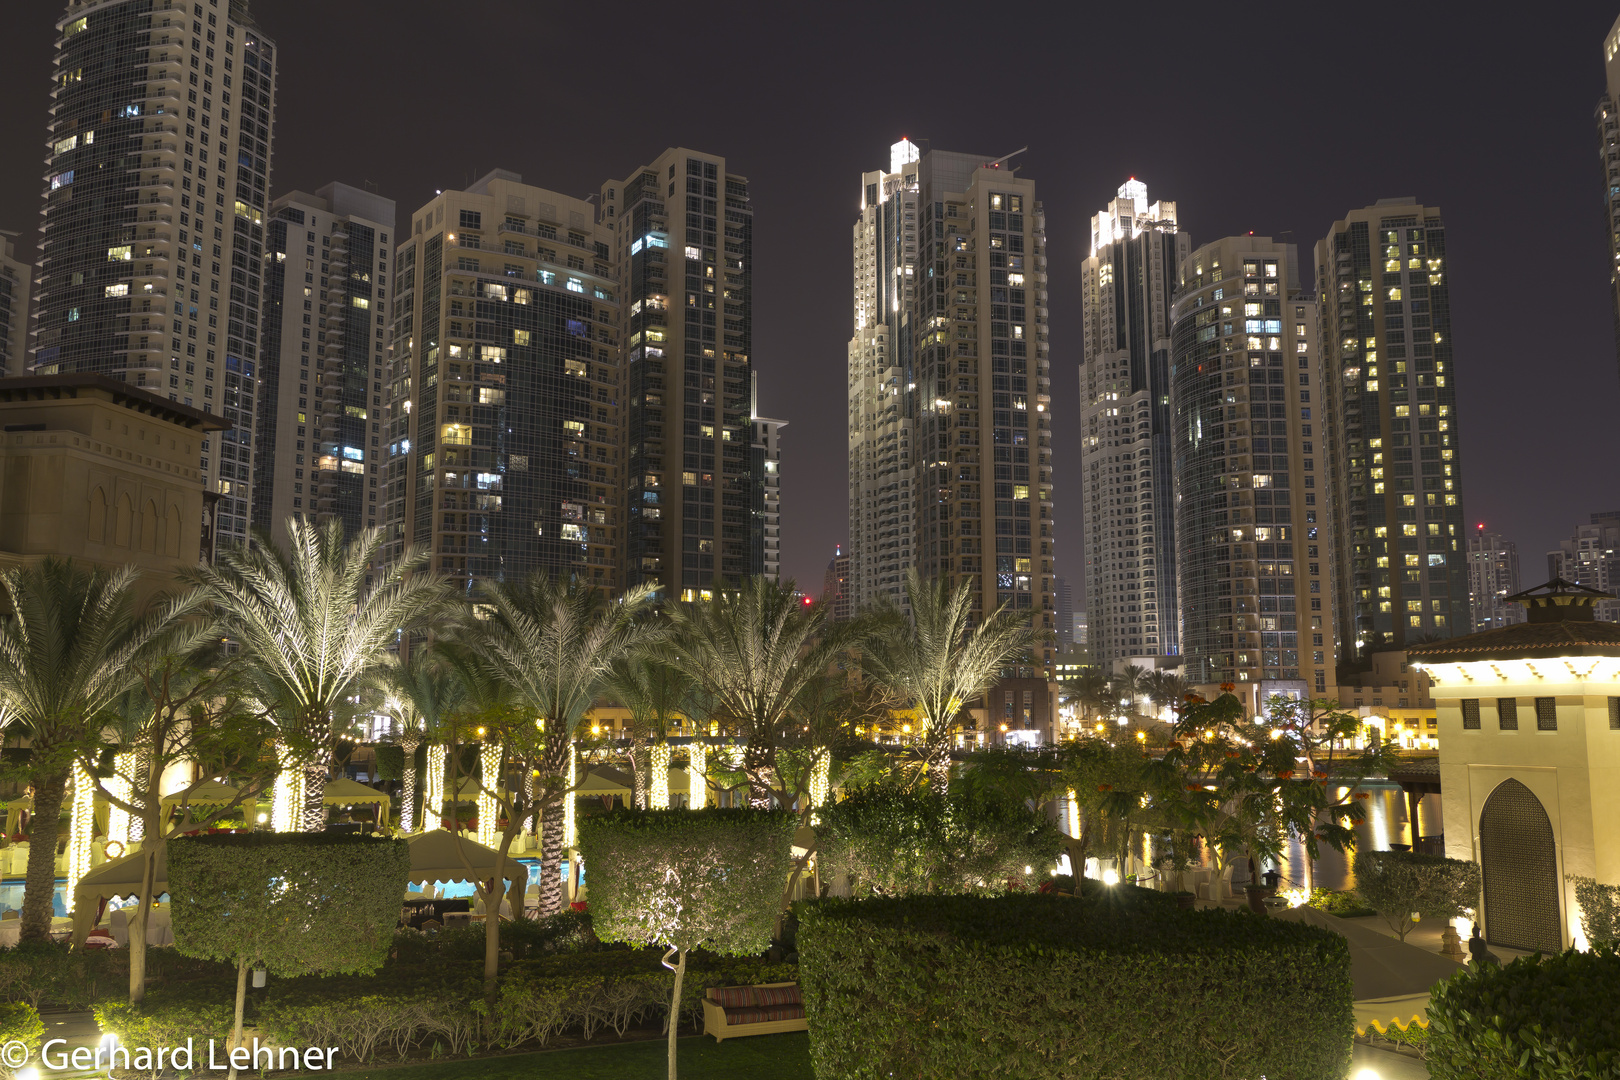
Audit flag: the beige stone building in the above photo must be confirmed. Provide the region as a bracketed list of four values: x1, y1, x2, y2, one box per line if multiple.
[0, 374, 224, 580]
[1411, 579, 1620, 953]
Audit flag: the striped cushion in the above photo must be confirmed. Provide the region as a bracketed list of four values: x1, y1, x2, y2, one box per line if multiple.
[710, 986, 752, 1009]
[725, 1004, 806, 1025]
[750, 984, 802, 1007]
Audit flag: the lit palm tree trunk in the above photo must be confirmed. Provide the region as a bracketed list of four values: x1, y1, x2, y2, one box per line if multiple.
[743, 742, 774, 808]
[398, 734, 421, 833]
[299, 711, 332, 832]
[535, 734, 571, 917]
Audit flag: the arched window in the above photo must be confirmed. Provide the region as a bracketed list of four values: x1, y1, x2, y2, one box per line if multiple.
[87, 487, 108, 543]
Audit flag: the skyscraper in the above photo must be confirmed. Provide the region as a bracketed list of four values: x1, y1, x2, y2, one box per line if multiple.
[750, 376, 786, 580]
[1598, 15, 1620, 374]
[1079, 180, 1188, 666]
[822, 545, 851, 622]
[601, 149, 756, 599]
[383, 170, 621, 593]
[253, 183, 393, 549]
[908, 148, 1055, 661]
[1316, 199, 1468, 660]
[0, 233, 26, 376]
[1466, 525, 1523, 630]
[1170, 237, 1332, 695]
[30, 0, 277, 549]
[1547, 512, 1620, 623]
[1055, 575, 1074, 649]
[847, 139, 920, 613]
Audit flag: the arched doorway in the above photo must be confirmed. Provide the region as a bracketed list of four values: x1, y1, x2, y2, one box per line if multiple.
[1479, 777, 1561, 953]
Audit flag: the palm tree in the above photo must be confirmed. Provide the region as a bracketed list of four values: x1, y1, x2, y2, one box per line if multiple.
[0, 559, 207, 941]
[1109, 666, 1148, 720]
[861, 568, 1036, 794]
[1141, 670, 1193, 721]
[663, 577, 867, 807]
[602, 656, 696, 809]
[371, 651, 464, 833]
[468, 574, 662, 917]
[184, 518, 454, 831]
[1061, 667, 1111, 726]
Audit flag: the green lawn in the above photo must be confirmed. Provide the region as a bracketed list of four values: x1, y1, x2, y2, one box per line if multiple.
[343, 1033, 814, 1080]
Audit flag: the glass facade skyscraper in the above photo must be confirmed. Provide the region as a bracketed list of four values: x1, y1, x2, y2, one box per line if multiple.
[254, 183, 393, 548]
[602, 149, 757, 598]
[1315, 199, 1468, 659]
[30, 0, 275, 548]
[1170, 237, 1330, 695]
[384, 171, 622, 594]
[1079, 181, 1186, 665]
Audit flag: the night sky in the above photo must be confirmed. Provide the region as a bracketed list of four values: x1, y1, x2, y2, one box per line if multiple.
[5, 2, 1619, 607]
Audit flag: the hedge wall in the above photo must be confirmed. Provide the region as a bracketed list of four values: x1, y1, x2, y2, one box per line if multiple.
[797, 892, 1353, 1080]
[1426, 944, 1620, 1079]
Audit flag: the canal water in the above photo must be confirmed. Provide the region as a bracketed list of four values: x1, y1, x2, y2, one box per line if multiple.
[1250, 780, 1438, 892]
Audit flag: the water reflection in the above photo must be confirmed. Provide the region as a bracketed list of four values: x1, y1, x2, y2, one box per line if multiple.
[1181, 781, 1437, 893]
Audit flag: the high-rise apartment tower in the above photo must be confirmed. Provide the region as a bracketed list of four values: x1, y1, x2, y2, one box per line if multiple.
[0, 233, 26, 376]
[384, 171, 621, 593]
[1170, 237, 1331, 695]
[1466, 525, 1523, 631]
[1316, 199, 1468, 659]
[601, 149, 756, 599]
[847, 139, 920, 612]
[253, 183, 393, 549]
[908, 148, 1054, 660]
[1598, 15, 1620, 376]
[750, 372, 786, 580]
[1547, 512, 1620, 624]
[1079, 180, 1188, 665]
[31, 0, 276, 548]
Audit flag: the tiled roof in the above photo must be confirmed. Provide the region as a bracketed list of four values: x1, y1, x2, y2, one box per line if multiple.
[1406, 619, 1620, 662]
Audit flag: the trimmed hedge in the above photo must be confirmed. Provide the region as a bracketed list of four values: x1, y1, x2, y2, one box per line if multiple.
[798, 892, 1353, 1079]
[97, 948, 798, 1065]
[1426, 945, 1620, 1079]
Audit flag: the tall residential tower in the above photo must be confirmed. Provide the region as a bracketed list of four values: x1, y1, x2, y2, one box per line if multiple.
[1466, 525, 1523, 631]
[0, 233, 26, 376]
[384, 171, 622, 593]
[847, 139, 920, 612]
[1316, 199, 1468, 659]
[1598, 15, 1620, 375]
[601, 148, 756, 599]
[31, 0, 277, 548]
[254, 183, 393, 549]
[1079, 181, 1188, 666]
[908, 148, 1055, 662]
[1170, 238, 1331, 696]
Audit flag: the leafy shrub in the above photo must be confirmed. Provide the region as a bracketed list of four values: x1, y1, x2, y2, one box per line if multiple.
[1570, 876, 1620, 946]
[816, 786, 1062, 897]
[1353, 850, 1480, 941]
[95, 986, 236, 1079]
[0, 1000, 43, 1070]
[1426, 945, 1620, 1079]
[502, 908, 598, 958]
[1375, 1020, 1431, 1055]
[798, 892, 1352, 1080]
[1307, 887, 1378, 919]
[0, 941, 117, 1008]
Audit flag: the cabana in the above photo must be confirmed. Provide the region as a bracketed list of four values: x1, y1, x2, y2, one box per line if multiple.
[1273, 903, 1466, 1032]
[70, 847, 170, 946]
[159, 781, 246, 819]
[321, 778, 391, 828]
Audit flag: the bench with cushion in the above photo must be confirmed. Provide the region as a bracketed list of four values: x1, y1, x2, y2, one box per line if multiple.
[701, 982, 807, 1042]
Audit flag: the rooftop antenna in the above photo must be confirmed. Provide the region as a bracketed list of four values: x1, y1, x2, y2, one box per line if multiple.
[985, 147, 1029, 170]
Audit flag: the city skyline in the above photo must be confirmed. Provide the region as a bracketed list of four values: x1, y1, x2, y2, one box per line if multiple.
[2, 3, 1618, 604]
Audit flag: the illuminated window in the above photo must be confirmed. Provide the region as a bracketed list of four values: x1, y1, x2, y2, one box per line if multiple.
[352, 297, 369, 310]
[104, 283, 128, 298]
[107, 245, 131, 262]
[512, 329, 530, 345]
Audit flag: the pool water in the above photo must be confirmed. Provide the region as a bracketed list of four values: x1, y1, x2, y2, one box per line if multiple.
[412, 857, 581, 899]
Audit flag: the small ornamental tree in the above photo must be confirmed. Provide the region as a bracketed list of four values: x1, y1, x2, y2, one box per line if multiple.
[167, 833, 411, 1079]
[1571, 876, 1620, 945]
[577, 809, 797, 1080]
[1352, 850, 1481, 941]
[816, 785, 1061, 897]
